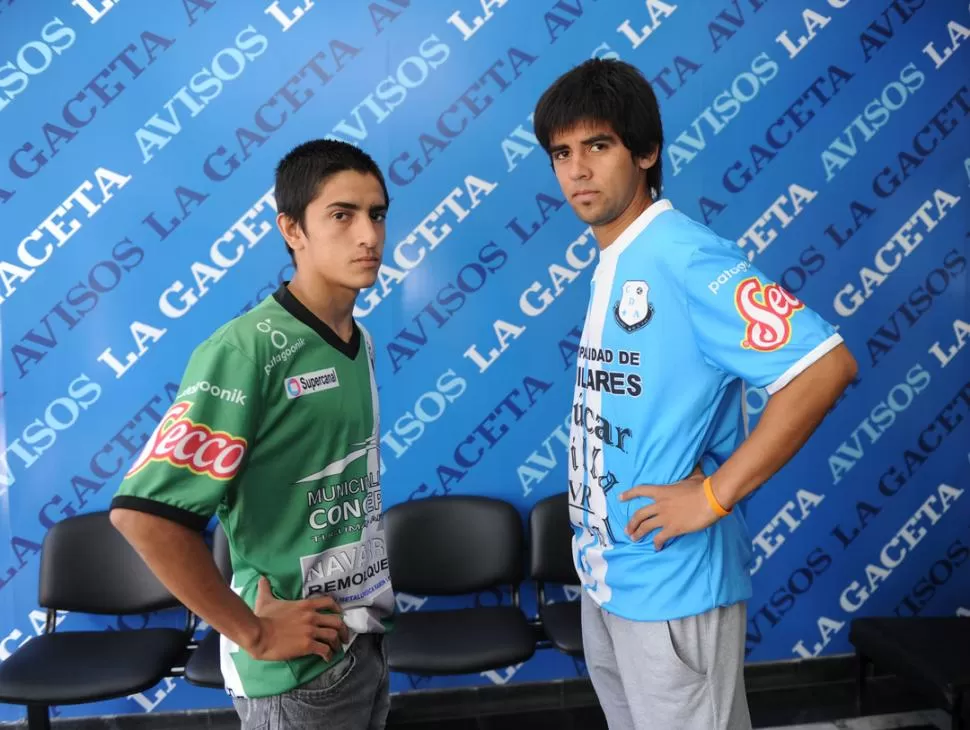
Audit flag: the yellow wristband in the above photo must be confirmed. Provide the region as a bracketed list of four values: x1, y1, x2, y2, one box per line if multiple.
[704, 477, 731, 518]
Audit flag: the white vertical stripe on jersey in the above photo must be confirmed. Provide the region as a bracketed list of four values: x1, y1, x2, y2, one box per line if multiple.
[573, 253, 620, 606]
[221, 578, 249, 697]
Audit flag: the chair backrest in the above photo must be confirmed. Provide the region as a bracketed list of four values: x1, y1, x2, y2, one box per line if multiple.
[38, 511, 181, 614]
[384, 496, 524, 595]
[212, 522, 231, 582]
[529, 492, 579, 586]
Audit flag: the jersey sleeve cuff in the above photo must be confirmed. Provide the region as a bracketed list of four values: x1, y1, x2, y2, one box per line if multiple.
[110, 496, 211, 532]
[764, 332, 844, 395]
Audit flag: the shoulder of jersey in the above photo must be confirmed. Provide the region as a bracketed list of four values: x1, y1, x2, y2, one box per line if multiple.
[192, 297, 280, 367]
[650, 207, 736, 268]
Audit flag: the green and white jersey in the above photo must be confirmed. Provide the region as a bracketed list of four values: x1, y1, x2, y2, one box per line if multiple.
[112, 284, 393, 699]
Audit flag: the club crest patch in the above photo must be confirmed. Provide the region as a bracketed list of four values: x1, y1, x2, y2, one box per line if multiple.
[614, 280, 654, 332]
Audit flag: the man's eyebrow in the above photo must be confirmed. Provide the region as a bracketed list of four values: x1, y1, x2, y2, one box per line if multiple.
[581, 133, 615, 145]
[549, 133, 616, 153]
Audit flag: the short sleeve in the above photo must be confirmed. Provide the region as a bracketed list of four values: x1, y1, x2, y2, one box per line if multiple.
[111, 338, 260, 530]
[685, 242, 843, 395]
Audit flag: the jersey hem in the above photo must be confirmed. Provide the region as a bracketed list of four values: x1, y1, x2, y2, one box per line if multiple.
[110, 496, 210, 532]
[765, 332, 844, 395]
[582, 584, 752, 623]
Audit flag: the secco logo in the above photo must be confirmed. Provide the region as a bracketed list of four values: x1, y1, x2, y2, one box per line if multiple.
[735, 277, 804, 352]
[286, 368, 339, 399]
[127, 402, 247, 480]
[708, 261, 751, 294]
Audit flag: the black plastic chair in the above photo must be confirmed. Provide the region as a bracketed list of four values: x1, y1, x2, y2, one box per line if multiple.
[851, 617, 970, 730]
[184, 522, 231, 689]
[383, 496, 536, 675]
[529, 492, 583, 657]
[0, 512, 191, 730]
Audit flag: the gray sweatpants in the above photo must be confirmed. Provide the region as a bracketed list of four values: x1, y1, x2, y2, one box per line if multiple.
[582, 592, 752, 730]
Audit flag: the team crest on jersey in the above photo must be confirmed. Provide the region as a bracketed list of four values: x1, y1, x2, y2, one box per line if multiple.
[614, 280, 654, 332]
[734, 276, 804, 351]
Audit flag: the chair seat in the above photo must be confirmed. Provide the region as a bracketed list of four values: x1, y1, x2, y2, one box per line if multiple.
[0, 630, 188, 705]
[542, 601, 583, 656]
[386, 606, 536, 675]
[850, 617, 970, 706]
[185, 630, 224, 689]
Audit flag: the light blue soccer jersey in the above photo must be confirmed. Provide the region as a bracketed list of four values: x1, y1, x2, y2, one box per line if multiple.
[568, 199, 842, 621]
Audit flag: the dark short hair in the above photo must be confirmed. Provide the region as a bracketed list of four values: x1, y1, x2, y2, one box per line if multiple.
[274, 140, 389, 259]
[534, 59, 664, 198]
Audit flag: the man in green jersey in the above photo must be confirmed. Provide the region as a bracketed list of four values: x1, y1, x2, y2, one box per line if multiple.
[110, 139, 394, 729]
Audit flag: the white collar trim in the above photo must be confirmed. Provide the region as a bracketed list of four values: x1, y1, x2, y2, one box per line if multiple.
[598, 199, 673, 263]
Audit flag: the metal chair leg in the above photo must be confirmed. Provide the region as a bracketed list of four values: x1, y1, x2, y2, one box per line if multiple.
[856, 653, 868, 717]
[26, 705, 51, 730]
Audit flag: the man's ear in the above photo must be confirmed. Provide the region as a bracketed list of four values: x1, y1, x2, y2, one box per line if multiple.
[276, 213, 305, 255]
[637, 146, 659, 170]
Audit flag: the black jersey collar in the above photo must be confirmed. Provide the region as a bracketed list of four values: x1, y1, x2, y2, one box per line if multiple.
[273, 283, 360, 360]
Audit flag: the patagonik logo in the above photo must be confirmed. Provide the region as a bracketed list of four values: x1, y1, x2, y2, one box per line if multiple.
[127, 402, 247, 480]
[734, 277, 804, 352]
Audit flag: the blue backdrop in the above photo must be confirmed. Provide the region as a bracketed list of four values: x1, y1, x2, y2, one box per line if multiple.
[1, 0, 968, 721]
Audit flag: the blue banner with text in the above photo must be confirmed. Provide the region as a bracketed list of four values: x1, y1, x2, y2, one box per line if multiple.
[1, 0, 968, 721]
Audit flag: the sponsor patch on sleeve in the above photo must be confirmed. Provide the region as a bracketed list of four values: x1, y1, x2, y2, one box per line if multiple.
[734, 276, 804, 352]
[127, 402, 247, 480]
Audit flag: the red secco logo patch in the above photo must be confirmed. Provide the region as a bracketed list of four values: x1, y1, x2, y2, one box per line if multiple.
[734, 277, 804, 352]
[127, 402, 247, 480]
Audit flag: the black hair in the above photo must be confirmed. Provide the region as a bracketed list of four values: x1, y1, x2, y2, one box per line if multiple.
[534, 58, 664, 198]
[274, 139, 389, 260]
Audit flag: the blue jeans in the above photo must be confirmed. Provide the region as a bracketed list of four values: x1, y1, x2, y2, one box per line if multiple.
[232, 634, 389, 729]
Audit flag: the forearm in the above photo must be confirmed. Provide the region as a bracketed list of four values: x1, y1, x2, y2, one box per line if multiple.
[110, 508, 261, 652]
[712, 344, 858, 509]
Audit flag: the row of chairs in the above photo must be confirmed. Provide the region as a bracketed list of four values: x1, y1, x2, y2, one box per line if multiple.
[0, 494, 582, 729]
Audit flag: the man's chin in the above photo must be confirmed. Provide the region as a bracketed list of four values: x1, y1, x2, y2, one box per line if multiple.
[355, 272, 380, 290]
[569, 204, 597, 223]
[570, 203, 610, 226]
[320, 273, 377, 293]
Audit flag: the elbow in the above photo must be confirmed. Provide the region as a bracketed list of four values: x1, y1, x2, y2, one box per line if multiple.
[840, 344, 859, 385]
[109, 507, 139, 540]
[831, 342, 858, 393]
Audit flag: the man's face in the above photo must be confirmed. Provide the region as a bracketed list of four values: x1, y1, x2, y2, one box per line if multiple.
[548, 120, 653, 228]
[286, 170, 387, 291]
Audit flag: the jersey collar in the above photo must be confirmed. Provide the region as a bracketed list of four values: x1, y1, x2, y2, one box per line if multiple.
[273, 283, 361, 360]
[597, 198, 673, 267]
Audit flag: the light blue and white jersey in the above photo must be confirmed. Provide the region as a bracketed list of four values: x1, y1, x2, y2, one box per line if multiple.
[568, 199, 843, 621]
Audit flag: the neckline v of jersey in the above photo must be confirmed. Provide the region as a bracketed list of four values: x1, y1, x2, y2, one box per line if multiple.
[597, 198, 674, 266]
[272, 282, 361, 361]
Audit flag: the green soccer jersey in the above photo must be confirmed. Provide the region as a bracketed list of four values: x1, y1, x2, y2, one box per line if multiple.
[111, 284, 394, 699]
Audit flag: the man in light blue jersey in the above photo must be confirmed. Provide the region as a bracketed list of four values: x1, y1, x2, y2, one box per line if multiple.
[533, 60, 858, 730]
